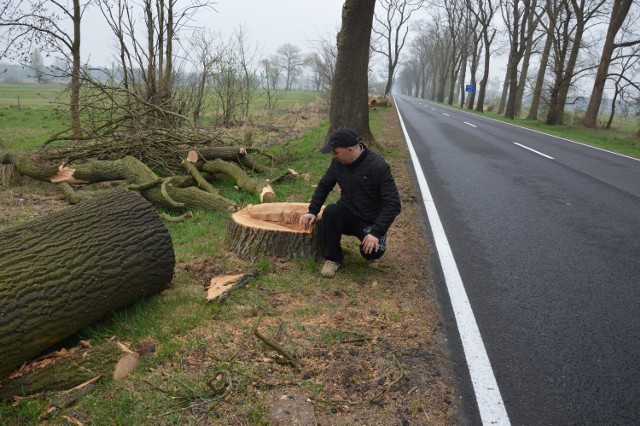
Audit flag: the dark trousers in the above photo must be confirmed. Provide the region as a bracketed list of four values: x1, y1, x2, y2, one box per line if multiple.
[322, 203, 387, 263]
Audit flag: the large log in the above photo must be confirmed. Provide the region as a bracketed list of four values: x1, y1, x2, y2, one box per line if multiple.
[226, 203, 324, 260]
[0, 187, 175, 378]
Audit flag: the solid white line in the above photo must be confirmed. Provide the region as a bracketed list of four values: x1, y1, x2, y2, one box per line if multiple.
[395, 102, 511, 426]
[443, 113, 450, 117]
[464, 122, 477, 128]
[513, 142, 554, 159]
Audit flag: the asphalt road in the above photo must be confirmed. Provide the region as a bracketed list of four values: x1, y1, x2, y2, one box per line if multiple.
[394, 95, 640, 425]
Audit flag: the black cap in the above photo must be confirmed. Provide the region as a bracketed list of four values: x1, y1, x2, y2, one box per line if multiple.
[320, 127, 360, 153]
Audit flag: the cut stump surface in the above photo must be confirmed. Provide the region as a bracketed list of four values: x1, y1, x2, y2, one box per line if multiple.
[226, 203, 324, 260]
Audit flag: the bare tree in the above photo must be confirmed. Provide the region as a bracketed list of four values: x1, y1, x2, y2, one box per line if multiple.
[97, 0, 213, 125]
[372, 0, 425, 96]
[546, 0, 607, 125]
[277, 43, 305, 91]
[464, 6, 483, 110]
[187, 31, 221, 125]
[468, 0, 498, 112]
[604, 44, 640, 128]
[329, 0, 377, 139]
[260, 57, 283, 111]
[584, 0, 640, 127]
[501, 0, 535, 119]
[29, 48, 46, 83]
[0, 0, 84, 137]
[526, 0, 557, 120]
[234, 25, 260, 121]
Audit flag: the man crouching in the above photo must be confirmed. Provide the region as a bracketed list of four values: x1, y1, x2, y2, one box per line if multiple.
[299, 127, 401, 278]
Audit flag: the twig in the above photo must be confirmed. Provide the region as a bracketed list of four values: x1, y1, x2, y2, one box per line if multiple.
[160, 211, 193, 223]
[127, 178, 163, 190]
[182, 159, 218, 194]
[369, 354, 404, 403]
[252, 314, 301, 370]
[160, 177, 185, 207]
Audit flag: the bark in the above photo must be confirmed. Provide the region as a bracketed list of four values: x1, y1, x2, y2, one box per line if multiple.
[202, 159, 275, 202]
[226, 203, 325, 261]
[0, 187, 175, 378]
[70, 0, 82, 139]
[0, 341, 122, 399]
[197, 146, 274, 174]
[584, 0, 633, 128]
[527, 3, 556, 120]
[329, 0, 376, 140]
[0, 151, 238, 212]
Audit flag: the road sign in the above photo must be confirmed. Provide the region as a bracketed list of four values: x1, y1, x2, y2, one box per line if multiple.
[465, 84, 475, 93]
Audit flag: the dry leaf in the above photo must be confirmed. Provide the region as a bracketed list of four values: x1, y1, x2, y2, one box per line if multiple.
[113, 353, 139, 381]
[206, 274, 246, 302]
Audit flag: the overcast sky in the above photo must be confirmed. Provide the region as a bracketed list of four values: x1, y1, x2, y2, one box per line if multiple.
[82, 0, 346, 67]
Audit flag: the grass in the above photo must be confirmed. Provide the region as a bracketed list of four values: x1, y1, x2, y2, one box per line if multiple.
[0, 103, 456, 425]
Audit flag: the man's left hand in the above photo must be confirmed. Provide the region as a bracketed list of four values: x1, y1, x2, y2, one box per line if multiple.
[362, 234, 379, 254]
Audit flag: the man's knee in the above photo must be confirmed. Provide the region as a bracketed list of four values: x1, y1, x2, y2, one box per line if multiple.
[322, 203, 342, 220]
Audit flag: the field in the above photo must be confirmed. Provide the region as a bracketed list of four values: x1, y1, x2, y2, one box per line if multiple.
[0, 87, 457, 424]
[1, 83, 638, 424]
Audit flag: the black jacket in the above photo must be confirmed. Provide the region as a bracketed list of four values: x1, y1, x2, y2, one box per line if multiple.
[308, 145, 401, 238]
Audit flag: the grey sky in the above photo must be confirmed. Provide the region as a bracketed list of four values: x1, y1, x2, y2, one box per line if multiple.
[82, 0, 346, 67]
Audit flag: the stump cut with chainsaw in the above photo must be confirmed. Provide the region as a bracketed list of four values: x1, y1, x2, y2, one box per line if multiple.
[226, 202, 325, 260]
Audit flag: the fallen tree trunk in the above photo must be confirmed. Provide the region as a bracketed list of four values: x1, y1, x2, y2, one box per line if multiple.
[226, 203, 324, 260]
[202, 159, 276, 202]
[0, 150, 238, 211]
[197, 147, 274, 174]
[0, 187, 175, 379]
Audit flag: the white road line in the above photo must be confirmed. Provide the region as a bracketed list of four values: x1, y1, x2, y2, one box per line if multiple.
[513, 142, 554, 159]
[464, 122, 477, 128]
[413, 96, 638, 162]
[443, 113, 450, 117]
[431, 108, 436, 111]
[395, 103, 511, 426]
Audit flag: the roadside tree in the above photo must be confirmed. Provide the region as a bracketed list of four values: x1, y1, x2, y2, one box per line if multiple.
[329, 0, 377, 139]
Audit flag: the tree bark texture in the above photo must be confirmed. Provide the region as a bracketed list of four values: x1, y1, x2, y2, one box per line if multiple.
[0, 151, 238, 212]
[0, 341, 122, 399]
[329, 0, 376, 140]
[0, 187, 175, 378]
[226, 203, 324, 261]
[584, 0, 633, 128]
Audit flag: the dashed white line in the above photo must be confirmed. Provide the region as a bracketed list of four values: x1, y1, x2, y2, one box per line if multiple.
[464, 122, 477, 128]
[395, 102, 511, 426]
[513, 142, 554, 159]
[431, 108, 436, 111]
[443, 113, 450, 117]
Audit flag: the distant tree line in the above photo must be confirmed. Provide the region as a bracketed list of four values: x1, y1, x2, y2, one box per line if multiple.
[394, 0, 640, 129]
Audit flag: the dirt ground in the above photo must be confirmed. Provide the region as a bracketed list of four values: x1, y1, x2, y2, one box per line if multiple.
[0, 104, 460, 425]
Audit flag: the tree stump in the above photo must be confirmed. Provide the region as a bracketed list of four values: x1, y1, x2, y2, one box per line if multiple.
[0, 187, 175, 379]
[226, 203, 324, 261]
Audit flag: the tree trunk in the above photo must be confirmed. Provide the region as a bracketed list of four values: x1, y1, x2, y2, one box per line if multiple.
[0, 187, 175, 378]
[527, 16, 554, 120]
[0, 151, 238, 212]
[226, 203, 324, 261]
[329, 0, 376, 140]
[584, 0, 633, 128]
[70, 0, 83, 139]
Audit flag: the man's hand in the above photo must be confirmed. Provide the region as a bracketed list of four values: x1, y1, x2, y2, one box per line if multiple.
[300, 213, 317, 231]
[361, 234, 380, 254]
